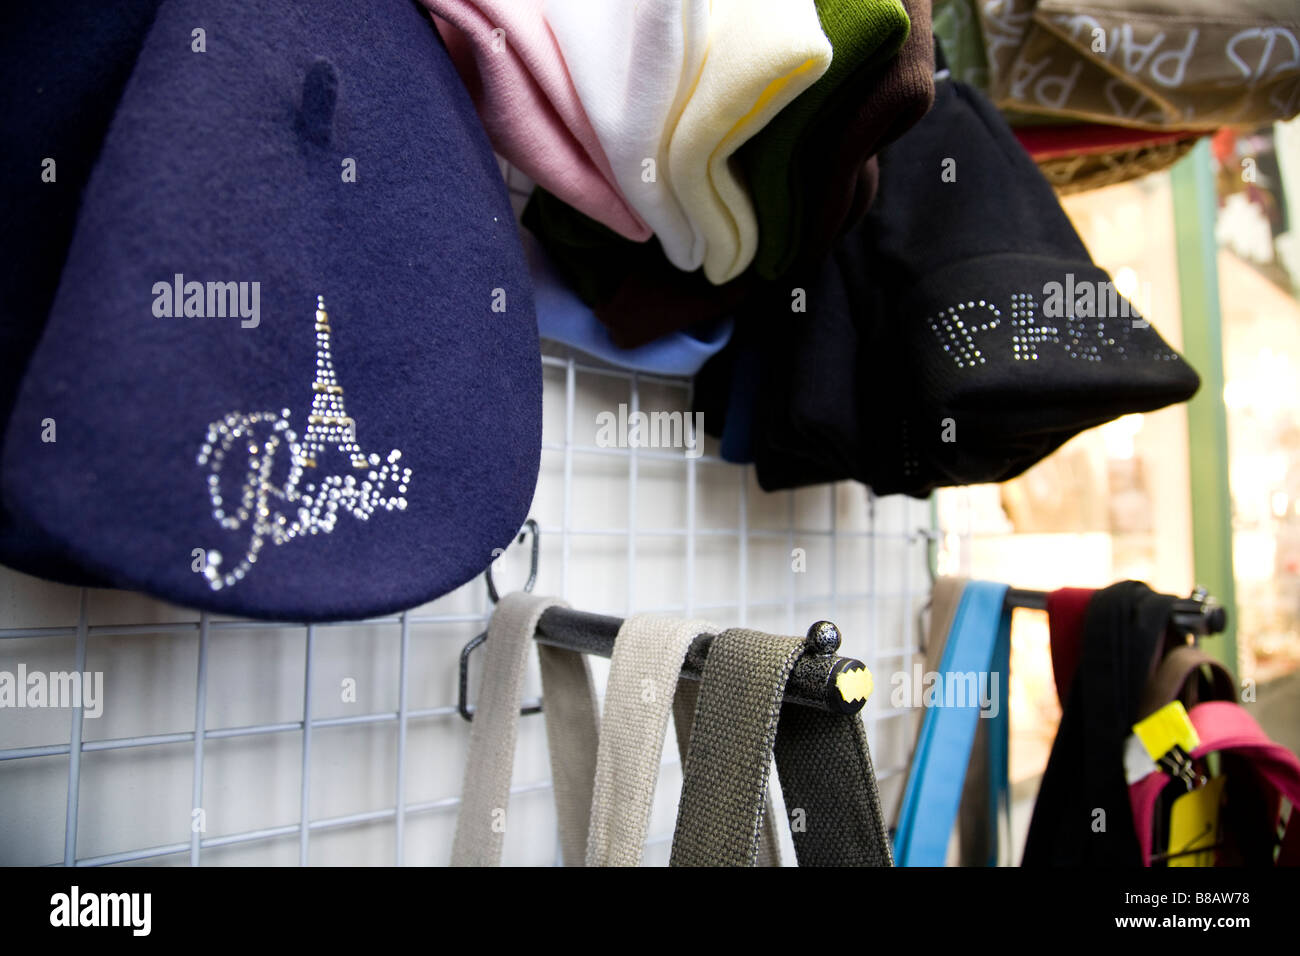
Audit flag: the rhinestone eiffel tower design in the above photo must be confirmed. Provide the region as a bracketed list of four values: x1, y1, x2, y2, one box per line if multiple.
[304, 295, 366, 470]
[196, 296, 413, 592]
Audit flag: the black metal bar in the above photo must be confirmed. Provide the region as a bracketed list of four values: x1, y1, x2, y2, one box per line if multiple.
[461, 518, 875, 717]
[534, 608, 871, 715]
[1003, 587, 1227, 636]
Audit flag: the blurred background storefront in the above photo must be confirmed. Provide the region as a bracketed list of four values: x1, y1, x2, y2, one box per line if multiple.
[933, 117, 1300, 856]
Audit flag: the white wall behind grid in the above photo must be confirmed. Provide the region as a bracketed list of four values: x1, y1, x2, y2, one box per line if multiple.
[0, 158, 933, 866]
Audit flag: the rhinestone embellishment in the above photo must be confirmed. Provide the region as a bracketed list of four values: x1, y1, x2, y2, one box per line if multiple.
[929, 290, 1181, 368]
[195, 296, 413, 591]
[927, 300, 1003, 368]
[1009, 292, 1057, 361]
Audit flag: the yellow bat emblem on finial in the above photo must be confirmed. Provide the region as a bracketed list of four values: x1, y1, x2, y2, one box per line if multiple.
[836, 665, 874, 704]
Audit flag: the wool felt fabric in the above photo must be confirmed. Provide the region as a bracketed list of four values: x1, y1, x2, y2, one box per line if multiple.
[671, 628, 893, 867]
[525, 232, 733, 377]
[451, 592, 599, 866]
[545, 0, 708, 271]
[586, 614, 718, 867]
[0, 0, 164, 586]
[692, 39, 900, 466]
[668, 0, 832, 285]
[1, 0, 543, 621]
[670, 678, 784, 867]
[740, 0, 911, 280]
[1022, 581, 1176, 866]
[424, 0, 650, 241]
[722, 77, 1201, 495]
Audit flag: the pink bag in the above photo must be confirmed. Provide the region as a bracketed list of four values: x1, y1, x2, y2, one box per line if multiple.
[1130, 701, 1300, 866]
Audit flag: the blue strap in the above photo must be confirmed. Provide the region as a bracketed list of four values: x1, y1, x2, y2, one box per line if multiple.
[894, 581, 1011, 866]
[985, 601, 1011, 867]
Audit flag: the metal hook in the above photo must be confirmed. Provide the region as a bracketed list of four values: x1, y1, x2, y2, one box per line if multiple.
[914, 527, 940, 655]
[916, 527, 939, 590]
[485, 518, 539, 605]
[456, 630, 543, 722]
[459, 519, 542, 722]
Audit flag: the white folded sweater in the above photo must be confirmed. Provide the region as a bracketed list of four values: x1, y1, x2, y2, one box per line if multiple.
[546, 0, 709, 271]
[670, 0, 831, 284]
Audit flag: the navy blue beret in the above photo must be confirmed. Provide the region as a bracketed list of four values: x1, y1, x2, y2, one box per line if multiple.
[0, 0, 165, 585]
[1, 0, 542, 621]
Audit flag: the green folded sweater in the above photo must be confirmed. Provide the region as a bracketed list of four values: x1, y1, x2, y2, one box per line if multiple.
[740, 0, 911, 280]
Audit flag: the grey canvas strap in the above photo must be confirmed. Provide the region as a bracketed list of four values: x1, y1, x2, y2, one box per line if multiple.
[670, 628, 891, 867]
[538, 632, 600, 866]
[670, 629, 802, 866]
[451, 591, 598, 866]
[773, 704, 893, 866]
[586, 614, 718, 866]
[672, 676, 783, 867]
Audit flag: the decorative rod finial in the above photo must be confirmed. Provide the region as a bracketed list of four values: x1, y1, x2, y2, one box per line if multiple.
[805, 620, 841, 656]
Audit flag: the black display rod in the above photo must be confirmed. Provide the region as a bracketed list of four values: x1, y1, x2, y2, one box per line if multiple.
[1003, 587, 1227, 636]
[534, 608, 874, 715]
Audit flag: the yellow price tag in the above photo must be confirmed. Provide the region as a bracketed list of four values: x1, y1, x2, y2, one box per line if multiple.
[1133, 700, 1200, 762]
[1167, 774, 1226, 867]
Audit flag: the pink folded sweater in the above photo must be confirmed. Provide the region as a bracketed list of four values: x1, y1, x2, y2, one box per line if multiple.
[423, 0, 651, 241]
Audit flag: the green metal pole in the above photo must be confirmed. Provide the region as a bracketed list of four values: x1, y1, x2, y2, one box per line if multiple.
[1170, 140, 1238, 671]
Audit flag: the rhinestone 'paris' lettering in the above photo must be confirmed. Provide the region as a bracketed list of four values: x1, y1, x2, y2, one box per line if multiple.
[195, 297, 413, 591]
[928, 290, 1180, 368]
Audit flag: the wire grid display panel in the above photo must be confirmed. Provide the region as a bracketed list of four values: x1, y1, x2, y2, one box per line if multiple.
[0, 357, 931, 867]
[2, 148, 934, 866]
